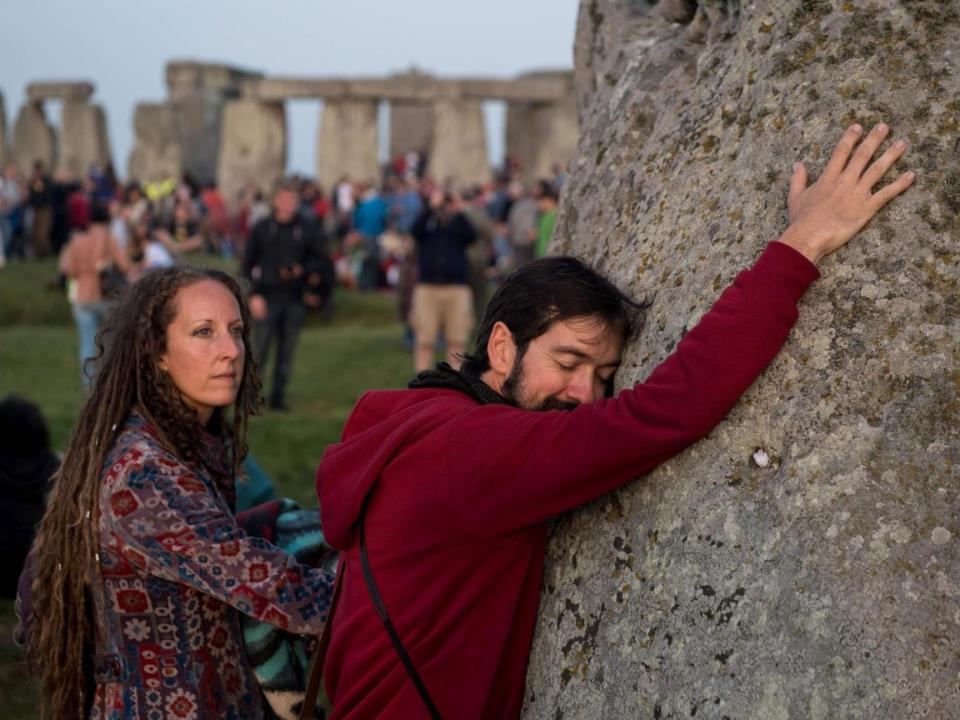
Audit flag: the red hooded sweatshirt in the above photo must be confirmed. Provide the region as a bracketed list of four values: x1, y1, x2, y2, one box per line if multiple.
[317, 242, 819, 718]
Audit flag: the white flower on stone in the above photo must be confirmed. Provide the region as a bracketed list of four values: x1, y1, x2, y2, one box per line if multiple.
[752, 449, 771, 468]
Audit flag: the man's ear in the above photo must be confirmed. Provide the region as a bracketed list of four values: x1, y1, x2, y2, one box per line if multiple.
[487, 321, 517, 377]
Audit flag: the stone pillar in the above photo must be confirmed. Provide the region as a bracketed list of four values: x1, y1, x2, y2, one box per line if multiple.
[427, 98, 489, 186]
[165, 62, 262, 185]
[216, 100, 286, 210]
[0, 93, 7, 167]
[128, 103, 183, 183]
[317, 99, 380, 190]
[506, 95, 578, 182]
[389, 102, 434, 160]
[60, 102, 112, 176]
[12, 102, 56, 177]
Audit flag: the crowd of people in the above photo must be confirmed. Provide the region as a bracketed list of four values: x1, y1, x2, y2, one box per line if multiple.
[0, 155, 567, 382]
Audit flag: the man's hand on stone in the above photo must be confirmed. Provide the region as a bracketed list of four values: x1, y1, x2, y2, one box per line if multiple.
[777, 123, 914, 264]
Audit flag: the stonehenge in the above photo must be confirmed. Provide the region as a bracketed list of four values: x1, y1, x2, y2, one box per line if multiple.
[11, 81, 109, 178]
[8, 61, 578, 200]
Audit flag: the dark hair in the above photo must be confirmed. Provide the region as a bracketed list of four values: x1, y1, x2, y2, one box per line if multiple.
[461, 256, 648, 377]
[90, 202, 110, 225]
[536, 179, 558, 202]
[0, 395, 50, 458]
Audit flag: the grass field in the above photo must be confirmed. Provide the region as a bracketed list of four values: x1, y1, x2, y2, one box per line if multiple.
[0, 257, 415, 716]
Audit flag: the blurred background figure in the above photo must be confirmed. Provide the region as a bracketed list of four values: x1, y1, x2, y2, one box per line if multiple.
[410, 188, 477, 372]
[58, 202, 129, 388]
[27, 161, 53, 258]
[352, 181, 388, 291]
[534, 179, 559, 259]
[0, 395, 58, 599]
[506, 180, 538, 269]
[0, 164, 24, 267]
[243, 179, 330, 411]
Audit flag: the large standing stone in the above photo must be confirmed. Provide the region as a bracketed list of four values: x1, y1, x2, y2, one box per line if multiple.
[216, 100, 286, 210]
[60, 102, 112, 176]
[317, 99, 380, 190]
[524, 1, 960, 719]
[0, 93, 8, 167]
[389, 102, 434, 160]
[166, 61, 261, 185]
[428, 98, 489, 186]
[128, 103, 183, 183]
[506, 84, 578, 182]
[12, 102, 56, 176]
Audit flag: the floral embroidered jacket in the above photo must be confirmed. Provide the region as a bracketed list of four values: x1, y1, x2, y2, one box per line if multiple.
[90, 414, 333, 720]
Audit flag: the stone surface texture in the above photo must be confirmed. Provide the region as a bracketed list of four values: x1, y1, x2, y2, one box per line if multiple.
[60, 102, 112, 177]
[428, 98, 490, 186]
[317, 99, 380, 189]
[127, 103, 183, 182]
[523, 1, 959, 719]
[216, 100, 286, 211]
[390, 101, 434, 159]
[12, 102, 56, 176]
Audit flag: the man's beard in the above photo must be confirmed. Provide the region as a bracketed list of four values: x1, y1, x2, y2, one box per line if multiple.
[501, 355, 578, 412]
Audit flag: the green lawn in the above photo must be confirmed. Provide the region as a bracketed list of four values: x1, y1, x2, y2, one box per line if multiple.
[0, 257, 415, 715]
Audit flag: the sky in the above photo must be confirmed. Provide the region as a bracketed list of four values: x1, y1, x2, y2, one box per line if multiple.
[1, 0, 579, 177]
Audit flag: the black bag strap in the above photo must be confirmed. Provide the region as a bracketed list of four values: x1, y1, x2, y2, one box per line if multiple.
[298, 565, 342, 720]
[359, 512, 442, 719]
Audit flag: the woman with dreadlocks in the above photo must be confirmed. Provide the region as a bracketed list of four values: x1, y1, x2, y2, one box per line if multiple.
[23, 267, 333, 719]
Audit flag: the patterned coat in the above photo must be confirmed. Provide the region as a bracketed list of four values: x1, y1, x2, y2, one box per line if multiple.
[90, 414, 333, 719]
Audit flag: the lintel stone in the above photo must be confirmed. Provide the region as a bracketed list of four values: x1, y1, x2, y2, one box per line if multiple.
[241, 73, 571, 103]
[27, 81, 95, 103]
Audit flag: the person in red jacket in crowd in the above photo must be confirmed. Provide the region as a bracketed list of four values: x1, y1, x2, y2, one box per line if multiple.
[317, 123, 914, 718]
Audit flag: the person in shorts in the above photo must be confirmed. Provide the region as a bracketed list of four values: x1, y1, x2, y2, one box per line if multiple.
[410, 189, 477, 371]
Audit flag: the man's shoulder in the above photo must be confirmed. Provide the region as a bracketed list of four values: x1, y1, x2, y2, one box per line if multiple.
[343, 387, 478, 438]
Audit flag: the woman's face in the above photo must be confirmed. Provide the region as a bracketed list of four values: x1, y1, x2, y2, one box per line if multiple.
[159, 280, 245, 425]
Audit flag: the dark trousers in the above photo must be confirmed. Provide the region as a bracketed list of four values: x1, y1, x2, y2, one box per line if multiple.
[254, 297, 306, 407]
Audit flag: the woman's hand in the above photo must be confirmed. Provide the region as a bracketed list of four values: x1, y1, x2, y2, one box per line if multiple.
[777, 123, 915, 264]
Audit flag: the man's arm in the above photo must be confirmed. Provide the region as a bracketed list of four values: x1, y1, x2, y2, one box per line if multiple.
[446, 244, 816, 534]
[452, 211, 478, 246]
[411, 207, 430, 243]
[446, 123, 913, 535]
[243, 221, 268, 320]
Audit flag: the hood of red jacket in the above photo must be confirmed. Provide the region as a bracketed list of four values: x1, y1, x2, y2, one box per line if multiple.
[316, 388, 473, 550]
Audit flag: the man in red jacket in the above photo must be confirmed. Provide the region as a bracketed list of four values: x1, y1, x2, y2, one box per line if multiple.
[317, 124, 913, 718]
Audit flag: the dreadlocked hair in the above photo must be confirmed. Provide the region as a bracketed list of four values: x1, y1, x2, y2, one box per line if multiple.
[26, 266, 261, 719]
